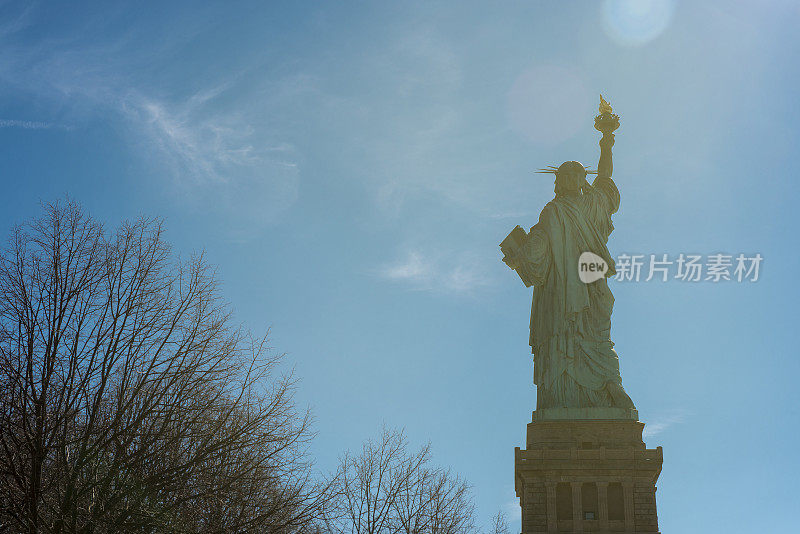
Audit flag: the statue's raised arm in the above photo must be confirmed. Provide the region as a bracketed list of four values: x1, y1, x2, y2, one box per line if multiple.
[595, 95, 617, 181]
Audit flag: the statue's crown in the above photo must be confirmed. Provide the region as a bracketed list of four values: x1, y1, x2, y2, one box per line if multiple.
[536, 161, 597, 176]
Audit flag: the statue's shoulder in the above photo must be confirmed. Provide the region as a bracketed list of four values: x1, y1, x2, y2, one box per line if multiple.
[540, 200, 558, 216]
[532, 201, 559, 234]
[538, 199, 564, 222]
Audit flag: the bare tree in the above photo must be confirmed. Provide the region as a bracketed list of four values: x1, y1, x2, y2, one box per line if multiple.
[0, 200, 331, 533]
[488, 511, 509, 534]
[417, 469, 473, 534]
[325, 427, 475, 534]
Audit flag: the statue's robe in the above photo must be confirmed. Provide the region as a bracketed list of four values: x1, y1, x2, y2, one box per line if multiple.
[522, 176, 635, 409]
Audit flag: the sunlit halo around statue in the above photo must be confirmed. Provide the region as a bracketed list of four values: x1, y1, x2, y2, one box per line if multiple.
[501, 95, 637, 421]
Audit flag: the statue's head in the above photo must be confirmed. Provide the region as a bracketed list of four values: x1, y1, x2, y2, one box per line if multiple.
[554, 161, 589, 197]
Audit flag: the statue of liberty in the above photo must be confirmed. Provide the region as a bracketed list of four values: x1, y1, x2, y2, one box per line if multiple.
[501, 96, 636, 416]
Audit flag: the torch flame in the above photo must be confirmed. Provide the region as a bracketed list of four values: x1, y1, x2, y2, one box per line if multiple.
[599, 94, 613, 115]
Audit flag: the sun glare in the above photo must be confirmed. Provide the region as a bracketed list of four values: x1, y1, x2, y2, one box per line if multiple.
[602, 0, 676, 46]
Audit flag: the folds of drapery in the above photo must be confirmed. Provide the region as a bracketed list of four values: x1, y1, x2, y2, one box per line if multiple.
[519, 177, 629, 407]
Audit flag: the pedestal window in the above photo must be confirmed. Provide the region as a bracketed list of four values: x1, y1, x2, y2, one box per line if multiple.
[581, 482, 598, 519]
[555, 482, 572, 520]
[607, 482, 625, 521]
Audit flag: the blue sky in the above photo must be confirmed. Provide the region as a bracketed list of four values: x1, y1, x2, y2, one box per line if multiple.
[1, 1, 799, 531]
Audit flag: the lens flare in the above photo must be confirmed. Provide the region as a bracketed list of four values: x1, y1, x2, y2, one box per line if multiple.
[602, 0, 676, 46]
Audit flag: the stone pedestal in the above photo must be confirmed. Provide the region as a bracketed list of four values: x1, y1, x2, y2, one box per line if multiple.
[515, 413, 662, 533]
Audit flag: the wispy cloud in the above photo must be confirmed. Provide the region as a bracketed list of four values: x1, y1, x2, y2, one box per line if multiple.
[444, 265, 485, 293]
[0, 2, 36, 39]
[118, 89, 301, 239]
[380, 251, 430, 282]
[123, 91, 265, 182]
[0, 15, 302, 237]
[377, 249, 493, 295]
[642, 410, 689, 438]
